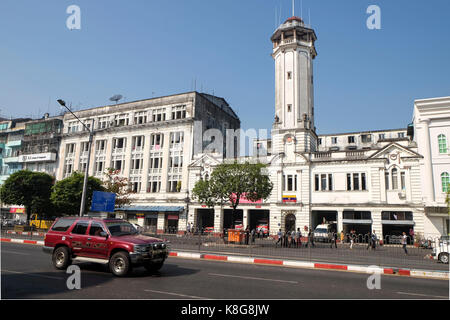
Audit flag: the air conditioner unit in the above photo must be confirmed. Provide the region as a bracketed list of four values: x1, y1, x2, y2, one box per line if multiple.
[398, 192, 406, 199]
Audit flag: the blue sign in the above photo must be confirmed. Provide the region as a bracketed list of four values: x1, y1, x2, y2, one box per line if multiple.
[91, 191, 116, 213]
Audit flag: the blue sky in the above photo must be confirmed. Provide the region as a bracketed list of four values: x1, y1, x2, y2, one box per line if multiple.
[0, 0, 449, 135]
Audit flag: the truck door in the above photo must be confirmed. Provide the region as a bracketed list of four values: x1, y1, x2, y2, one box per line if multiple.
[85, 221, 110, 259]
[68, 220, 90, 256]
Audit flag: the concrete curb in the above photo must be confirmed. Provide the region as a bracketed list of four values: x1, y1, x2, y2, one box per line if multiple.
[168, 251, 449, 280]
[2, 238, 448, 280]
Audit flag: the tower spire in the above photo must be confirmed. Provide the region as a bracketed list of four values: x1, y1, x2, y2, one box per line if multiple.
[292, 0, 295, 17]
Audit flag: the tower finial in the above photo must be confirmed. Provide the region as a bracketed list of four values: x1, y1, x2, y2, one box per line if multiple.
[292, 0, 295, 17]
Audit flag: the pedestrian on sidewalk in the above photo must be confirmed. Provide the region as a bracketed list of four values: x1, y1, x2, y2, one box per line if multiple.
[371, 231, 378, 250]
[251, 228, 256, 244]
[306, 230, 315, 248]
[276, 229, 283, 247]
[402, 232, 408, 255]
[350, 230, 355, 249]
[330, 231, 337, 249]
[245, 226, 250, 245]
[366, 231, 372, 250]
[340, 231, 345, 246]
[296, 228, 302, 248]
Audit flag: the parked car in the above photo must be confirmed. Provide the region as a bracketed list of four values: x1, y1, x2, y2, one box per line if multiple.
[313, 223, 336, 242]
[43, 217, 169, 276]
[432, 236, 449, 264]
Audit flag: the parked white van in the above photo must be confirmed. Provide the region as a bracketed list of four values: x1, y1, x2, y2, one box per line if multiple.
[432, 236, 449, 264]
[313, 223, 337, 242]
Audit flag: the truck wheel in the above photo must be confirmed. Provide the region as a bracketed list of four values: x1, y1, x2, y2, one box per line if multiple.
[109, 252, 131, 276]
[144, 261, 164, 273]
[52, 246, 71, 270]
[438, 253, 449, 264]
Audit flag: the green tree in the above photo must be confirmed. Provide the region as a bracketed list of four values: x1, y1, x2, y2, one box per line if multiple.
[103, 168, 132, 208]
[0, 170, 54, 222]
[51, 172, 105, 216]
[192, 162, 273, 225]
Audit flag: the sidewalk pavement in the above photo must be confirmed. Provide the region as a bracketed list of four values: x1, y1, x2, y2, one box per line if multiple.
[1, 237, 448, 281]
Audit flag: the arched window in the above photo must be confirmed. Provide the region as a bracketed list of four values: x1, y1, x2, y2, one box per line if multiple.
[441, 172, 449, 193]
[438, 135, 447, 154]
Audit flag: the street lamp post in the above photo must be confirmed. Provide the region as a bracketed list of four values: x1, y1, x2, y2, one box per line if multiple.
[57, 99, 93, 216]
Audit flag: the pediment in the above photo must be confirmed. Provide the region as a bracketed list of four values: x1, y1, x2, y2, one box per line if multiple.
[368, 143, 422, 160]
[188, 153, 222, 168]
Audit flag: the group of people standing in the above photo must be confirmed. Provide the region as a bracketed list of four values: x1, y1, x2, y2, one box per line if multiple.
[275, 228, 315, 248]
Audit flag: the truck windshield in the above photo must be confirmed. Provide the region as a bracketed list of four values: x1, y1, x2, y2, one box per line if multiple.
[315, 228, 328, 233]
[105, 221, 138, 236]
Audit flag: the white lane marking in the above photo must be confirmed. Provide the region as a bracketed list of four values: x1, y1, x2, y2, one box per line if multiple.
[2, 269, 63, 280]
[209, 273, 299, 284]
[2, 250, 31, 255]
[396, 292, 448, 299]
[144, 289, 209, 300]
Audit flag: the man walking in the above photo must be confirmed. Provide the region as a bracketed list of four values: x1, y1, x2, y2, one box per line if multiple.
[276, 229, 283, 247]
[296, 228, 302, 248]
[330, 231, 338, 249]
[402, 232, 408, 255]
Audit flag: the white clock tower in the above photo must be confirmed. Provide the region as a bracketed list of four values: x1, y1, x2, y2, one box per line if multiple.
[271, 16, 318, 154]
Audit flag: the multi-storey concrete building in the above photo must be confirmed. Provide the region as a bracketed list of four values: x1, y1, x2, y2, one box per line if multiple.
[186, 16, 448, 240]
[413, 97, 450, 237]
[56, 92, 240, 234]
[0, 118, 31, 185]
[20, 114, 63, 178]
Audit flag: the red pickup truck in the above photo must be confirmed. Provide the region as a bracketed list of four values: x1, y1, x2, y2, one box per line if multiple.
[43, 217, 169, 276]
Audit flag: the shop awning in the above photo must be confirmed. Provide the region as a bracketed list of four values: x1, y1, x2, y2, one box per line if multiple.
[342, 219, 372, 225]
[381, 220, 415, 225]
[116, 206, 184, 212]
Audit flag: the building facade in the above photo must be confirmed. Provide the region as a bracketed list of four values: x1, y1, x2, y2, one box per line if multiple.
[20, 114, 63, 178]
[413, 97, 450, 237]
[185, 16, 449, 240]
[56, 92, 240, 234]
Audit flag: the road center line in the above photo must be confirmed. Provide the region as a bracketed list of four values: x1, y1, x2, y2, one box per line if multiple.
[144, 289, 210, 300]
[209, 273, 299, 284]
[2, 250, 31, 255]
[396, 292, 448, 299]
[2, 269, 64, 280]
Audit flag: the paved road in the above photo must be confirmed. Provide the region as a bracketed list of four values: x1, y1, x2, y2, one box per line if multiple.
[1, 242, 448, 299]
[2, 231, 446, 271]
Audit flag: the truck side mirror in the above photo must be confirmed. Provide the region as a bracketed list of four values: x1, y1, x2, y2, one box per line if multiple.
[100, 231, 108, 238]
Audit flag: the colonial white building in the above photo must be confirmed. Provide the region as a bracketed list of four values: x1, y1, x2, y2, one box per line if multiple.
[413, 97, 450, 237]
[56, 92, 240, 234]
[186, 16, 449, 240]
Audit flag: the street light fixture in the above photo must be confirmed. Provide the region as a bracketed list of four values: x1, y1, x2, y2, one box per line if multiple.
[57, 99, 93, 217]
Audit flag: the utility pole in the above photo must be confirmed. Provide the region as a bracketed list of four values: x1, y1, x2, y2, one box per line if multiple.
[57, 99, 94, 216]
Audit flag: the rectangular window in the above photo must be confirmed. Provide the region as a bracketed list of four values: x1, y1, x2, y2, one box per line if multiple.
[361, 134, 371, 143]
[96, 140, 107, 153]
[331, 137, 337, 144]
[114, 114, 129, 127]
[398, 132, 405, 138]
[347, 174, 352, 191]
[353, 173, 359, 190]
[315, 174, 319, 191]
[152, 108, 166, 122]
[132, 136, 145, 150]
[385, 171, 390, 190]
[170, 132, 184, 149]
[361, 173, 366, 191]
[320, 174, 327, 191]
[328, 174, 333, 191]
[134, 111, 147, 124]
[147, 176, 161, 193]
[379, 134, 385, 140]
[400, 172, 406, 190]
[151, 134, 164, 150]
[348, 136, 355, 144]
[171, 105, 187, 120]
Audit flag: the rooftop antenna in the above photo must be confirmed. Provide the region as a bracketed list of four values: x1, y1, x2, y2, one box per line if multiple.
[308, 8, 311, 27]
[301, 0, 303, 19]
[109, 94, 123, 104]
